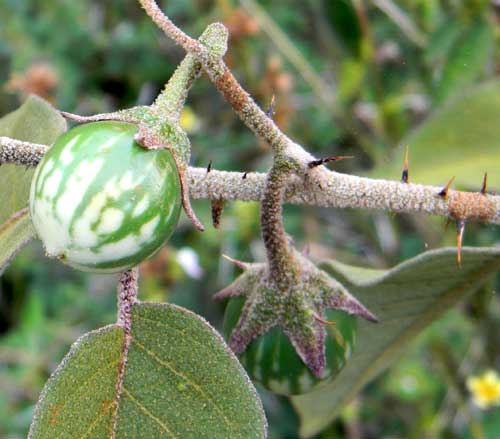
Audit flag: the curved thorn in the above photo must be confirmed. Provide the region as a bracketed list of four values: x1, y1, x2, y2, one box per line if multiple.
[481, 172, 488, 195]
[308, 155, 354, 169]
[438, 176, 455, 198]
[401, 145, 409, 183]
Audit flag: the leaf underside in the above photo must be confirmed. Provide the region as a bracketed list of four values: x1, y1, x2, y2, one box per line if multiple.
[0, 95, 66, 273]
[292, 247, 500, 438]
[29, 302, 267, 439]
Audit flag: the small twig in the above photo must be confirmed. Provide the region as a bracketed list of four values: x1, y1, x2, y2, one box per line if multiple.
[138, 0, 205, 58]
[3, 136, 500, 226]
[308, 155, 353, 169]
[0, 136, 49, 167]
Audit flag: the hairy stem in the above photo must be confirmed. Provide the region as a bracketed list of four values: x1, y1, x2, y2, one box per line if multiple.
[2, 135, 499, 225]
[0, 137, 48, 167]
[260, 163, 299, 286]
[117, 268, 139, 335]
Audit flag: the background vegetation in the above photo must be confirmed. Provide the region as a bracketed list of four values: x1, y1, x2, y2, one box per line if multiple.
[1, 0, 500, 437]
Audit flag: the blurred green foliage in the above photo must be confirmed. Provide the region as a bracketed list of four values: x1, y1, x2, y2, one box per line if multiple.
[1, 0, 500, 437]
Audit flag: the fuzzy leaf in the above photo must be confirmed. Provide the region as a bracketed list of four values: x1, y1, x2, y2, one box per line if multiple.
[29, 302, 267, 439]
[292, 247, 500, 437]
[0, 208, 34, 275]
[0, 95, 66, 224]
[371, 80, 500, 190]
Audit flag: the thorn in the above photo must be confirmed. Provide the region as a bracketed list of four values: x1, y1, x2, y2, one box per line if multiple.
[481, 172, 488, 195]
[438, 176, 455, 198]
[401, 145, 409, 183]
[266, 94, 276, 118]
[313, 313, 336, 326]
[308, 155, 354, 169]
[456, 219, 465, 268]
[206, 160, 212, 173]
[211, 199, 225, 229]
[222, 254, 249, 270]
[242, 171, 248, 179]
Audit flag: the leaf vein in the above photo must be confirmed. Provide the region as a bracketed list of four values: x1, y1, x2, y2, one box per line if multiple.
[121, 386, 178, 439]
[132, 338, 234, 430]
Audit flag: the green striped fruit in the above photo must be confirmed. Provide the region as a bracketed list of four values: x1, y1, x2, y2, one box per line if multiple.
[223, 297, 356, 395]
[29, 121, 181, 273]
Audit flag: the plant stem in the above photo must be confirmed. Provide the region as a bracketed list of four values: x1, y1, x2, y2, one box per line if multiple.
[0, 137, 48, 167]
[260, 163, 299, 286]
[2, 135, 500, 225]
[117, 268, 139, 335]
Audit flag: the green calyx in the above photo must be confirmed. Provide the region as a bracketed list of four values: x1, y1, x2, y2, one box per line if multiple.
[223, 296, 356, 395]
[214, 250, 377, 379]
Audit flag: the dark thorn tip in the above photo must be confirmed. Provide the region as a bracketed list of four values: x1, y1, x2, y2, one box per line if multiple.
[438, 176, 455, 198]
[401, 145, 409, 183]
[481, 172, 488, 195]
[308, 155, 354, 169]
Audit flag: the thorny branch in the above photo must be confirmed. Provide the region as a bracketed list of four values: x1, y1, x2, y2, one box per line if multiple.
[136, 0, 500, 272]
[2, 138, 500, 225]
[0, 136, 48, 167]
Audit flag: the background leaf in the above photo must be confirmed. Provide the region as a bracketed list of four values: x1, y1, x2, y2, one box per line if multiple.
[0, 95, 66, 224]
[0, 96, 66, 275]
[0, 208, 34, 275]
[371, 80, 500, 190]
[434, 21, 493, 105]
[29, 302, 267, 439]
[292, 247, 500, 437]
